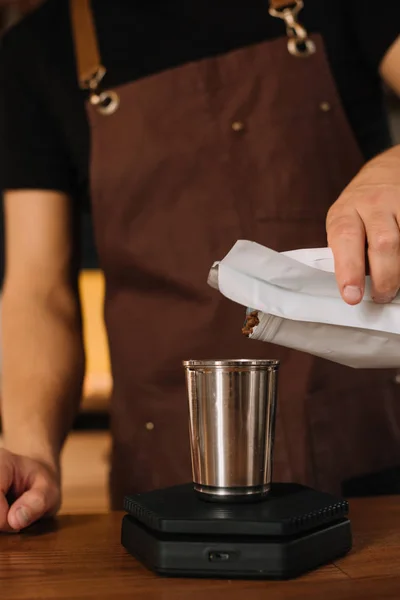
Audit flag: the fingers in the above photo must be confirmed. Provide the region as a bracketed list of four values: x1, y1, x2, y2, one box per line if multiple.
[366, 212, 400, 303]
[7, 487, 50, 531]
[0, 451, 13, 532]
[327, 208, 366, 305]
[0, 450, 61, 532]
[328, 199, 400, 305]
[0, 493, 13, 533]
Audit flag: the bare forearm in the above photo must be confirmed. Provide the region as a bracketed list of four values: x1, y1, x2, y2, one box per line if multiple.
[1, 286, 85, 471]
[368, 143, 400, 175]
[346, 143, 400, 189]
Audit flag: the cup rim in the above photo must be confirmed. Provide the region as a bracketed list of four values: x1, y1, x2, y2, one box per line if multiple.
[183, 359, 280, 369]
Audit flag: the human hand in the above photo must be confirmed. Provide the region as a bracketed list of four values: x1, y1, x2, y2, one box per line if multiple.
[0, 449, 61, 532]
[327, 146, 400, 305]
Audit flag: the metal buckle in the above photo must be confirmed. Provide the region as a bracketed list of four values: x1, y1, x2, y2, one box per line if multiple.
[81, 66, 107, 91]
[269, 1, 316, 57]
[90, 90, 120, 116]
[81, 66, 119, 116]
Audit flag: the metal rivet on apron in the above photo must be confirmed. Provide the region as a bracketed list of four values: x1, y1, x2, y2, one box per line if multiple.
[394, 372, 400, 385]
[90, 90, 120, 116]
[145, 422, 155, 431]
[232, 121, 245, 132]
[320, 101, 331, 112]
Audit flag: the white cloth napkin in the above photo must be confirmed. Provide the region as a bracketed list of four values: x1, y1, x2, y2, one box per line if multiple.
[209, 240, 400, 369]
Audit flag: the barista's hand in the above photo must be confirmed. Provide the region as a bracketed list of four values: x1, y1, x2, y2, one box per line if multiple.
[327, 145, 400, 305]
[0, 449, 61, 532]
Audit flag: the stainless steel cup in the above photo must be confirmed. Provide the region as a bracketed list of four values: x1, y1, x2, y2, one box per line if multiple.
[183, 359, 279, 502]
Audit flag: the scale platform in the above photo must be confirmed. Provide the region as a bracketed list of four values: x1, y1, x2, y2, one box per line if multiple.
[121, 482, 352, 580]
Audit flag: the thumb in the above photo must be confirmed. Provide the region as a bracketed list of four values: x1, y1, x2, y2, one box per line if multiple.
[8, 487, 50, 531]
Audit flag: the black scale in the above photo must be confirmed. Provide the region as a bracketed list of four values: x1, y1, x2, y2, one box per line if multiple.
[121, 482, 352, 580]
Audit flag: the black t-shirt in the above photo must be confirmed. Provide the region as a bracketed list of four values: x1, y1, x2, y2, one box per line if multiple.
[0, 1, 399, 207]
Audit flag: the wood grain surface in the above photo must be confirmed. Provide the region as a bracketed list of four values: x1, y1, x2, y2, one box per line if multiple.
[1, 495, 400, 599]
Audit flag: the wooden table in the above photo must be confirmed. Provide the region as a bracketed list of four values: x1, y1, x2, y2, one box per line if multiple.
[1, 496, 400, 600]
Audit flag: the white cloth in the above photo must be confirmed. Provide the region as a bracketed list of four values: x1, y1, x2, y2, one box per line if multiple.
[209, 240, 400, 369]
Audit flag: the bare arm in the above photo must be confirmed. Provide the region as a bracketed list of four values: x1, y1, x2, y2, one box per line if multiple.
[380, 35, 400, 95]
[1, 190, 85, 473]
[327, 35, 400, 305]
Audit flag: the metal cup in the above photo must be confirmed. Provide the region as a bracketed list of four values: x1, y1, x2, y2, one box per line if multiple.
[183, 359, 279, 503]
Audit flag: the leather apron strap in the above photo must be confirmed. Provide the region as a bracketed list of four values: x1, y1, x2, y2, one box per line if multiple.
[70, 0, 104, 90]
[270, 0, 301, 7]
[70, 0, 120, 114]
[70, 0, 314, 94]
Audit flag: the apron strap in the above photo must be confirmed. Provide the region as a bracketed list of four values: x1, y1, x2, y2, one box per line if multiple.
[69, 0, 315, 92]
[70, 0, 120, 115]
[70, 0, 105, 91]
[270, 0, 301, 8]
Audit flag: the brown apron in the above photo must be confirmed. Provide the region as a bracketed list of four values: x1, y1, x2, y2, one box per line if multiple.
[70, 0, 400, 508]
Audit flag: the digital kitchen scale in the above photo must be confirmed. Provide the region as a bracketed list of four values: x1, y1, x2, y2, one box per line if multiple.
[121, 482, 352, 580]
